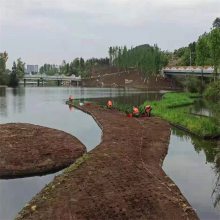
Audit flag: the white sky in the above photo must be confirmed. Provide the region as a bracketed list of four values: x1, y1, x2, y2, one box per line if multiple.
[0, 0, 219, 68]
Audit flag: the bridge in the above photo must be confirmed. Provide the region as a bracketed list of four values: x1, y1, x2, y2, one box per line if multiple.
[23, 74, 82, 86]
[162, 66, 214, 77]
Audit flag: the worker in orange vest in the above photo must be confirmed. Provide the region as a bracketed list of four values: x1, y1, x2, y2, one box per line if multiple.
[69, 95, 74, 102]
[107, 100, 113, 109]
[145, 105, 152, 117]
[132, 106, 140, 117]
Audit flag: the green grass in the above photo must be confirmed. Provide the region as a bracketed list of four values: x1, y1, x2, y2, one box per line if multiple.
[63, 154, 89, 174]
[140, 93, 220, 138]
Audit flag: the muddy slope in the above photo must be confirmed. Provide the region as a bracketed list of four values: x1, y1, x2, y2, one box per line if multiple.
[82, 70, 180, 90]
[16, 106, 198, 220]
[0, 123, 86, 178]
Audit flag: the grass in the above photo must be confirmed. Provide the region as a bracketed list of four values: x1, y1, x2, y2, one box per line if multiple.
[63, 154, 89, 174]
[140, 92, 220, 138]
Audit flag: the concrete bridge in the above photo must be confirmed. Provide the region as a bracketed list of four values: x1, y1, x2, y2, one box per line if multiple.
[162, 66, 214, 77]
[23, 74, 82, 86]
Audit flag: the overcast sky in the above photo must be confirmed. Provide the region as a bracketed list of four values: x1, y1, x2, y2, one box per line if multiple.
[0, 0, 219, 68]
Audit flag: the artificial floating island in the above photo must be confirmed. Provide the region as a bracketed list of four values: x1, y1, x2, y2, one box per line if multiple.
[0, 123, 86, 178]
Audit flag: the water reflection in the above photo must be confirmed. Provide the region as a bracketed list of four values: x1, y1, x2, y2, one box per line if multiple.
[0, 87, 6, 97]
[12, 88, 25, 114]
[0, 87, 7, 117]
[163, 128, 220, 219]
[86, 92, 162, 107]
[188, 99, 220, 120]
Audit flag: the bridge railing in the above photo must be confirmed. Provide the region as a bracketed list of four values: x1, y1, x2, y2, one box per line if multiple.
[162, 66, 214, 76]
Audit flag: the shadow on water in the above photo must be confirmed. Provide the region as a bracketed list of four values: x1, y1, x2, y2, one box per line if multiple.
[163, 127, 220, 219]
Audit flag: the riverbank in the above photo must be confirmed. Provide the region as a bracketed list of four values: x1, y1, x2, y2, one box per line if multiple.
[16, 105, 198, 219]
[140, 93, 220, 138]
[0, 123, 86, 178]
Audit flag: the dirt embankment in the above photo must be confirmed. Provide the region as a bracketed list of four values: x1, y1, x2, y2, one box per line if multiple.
[82, 69, 180, 90]
[16, 105, 198, 220]
[0, 123, 86, 178]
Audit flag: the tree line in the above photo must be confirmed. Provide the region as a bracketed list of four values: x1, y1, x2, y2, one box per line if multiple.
[0, 55, 109, 87]
[172, 17, 220, 79]
[39, 57, 109, 77]
[0, 52, 25, 87]
[108, 44, 169, 76]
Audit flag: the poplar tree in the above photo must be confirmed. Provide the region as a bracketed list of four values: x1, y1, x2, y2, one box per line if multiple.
[209, 28, 220, 80]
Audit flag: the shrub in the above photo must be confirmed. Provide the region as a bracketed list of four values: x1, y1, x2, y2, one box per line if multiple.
[204, 80, 220, 100]
[184, 76, 204, 93]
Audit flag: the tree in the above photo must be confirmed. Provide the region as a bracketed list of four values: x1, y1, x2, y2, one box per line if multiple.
[196, 34, 210, 85]
[213, 17, 220, 29]
[60, 60, 68, 75]
[79, 57, 85, 69]
[209, 28, 220, 80]
[108, 47, 113, 66]
[0, 51, 8, 85]
[196, 35, 209, 66]
[111, 44, 168, 77]
[8, 62, 19, 87]
[189, 42, 196, 66]
[0, 51, 8, 75]
[16, 58, 25, 79]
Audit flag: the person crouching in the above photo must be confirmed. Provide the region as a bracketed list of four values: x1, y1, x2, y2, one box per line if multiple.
[132, 106, 140, 117]
[69, 95, 74, 102]
[145, 105, 152, 117]
[107, 100, 113, 109]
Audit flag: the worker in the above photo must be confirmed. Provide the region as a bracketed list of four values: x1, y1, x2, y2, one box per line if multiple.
[145, 105, 152, 117]
[107, 100, 113, 109]
[69, 95, 74, 102]
[132, 106, 140, 117]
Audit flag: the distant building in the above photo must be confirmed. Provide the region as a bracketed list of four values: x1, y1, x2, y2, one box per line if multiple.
[26, 65, 38, 74]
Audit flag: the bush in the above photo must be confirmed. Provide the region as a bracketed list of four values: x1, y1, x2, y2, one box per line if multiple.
[204, 80, 220, 100]
[0, 73, 9, 85]
[185, 76, 204, 93]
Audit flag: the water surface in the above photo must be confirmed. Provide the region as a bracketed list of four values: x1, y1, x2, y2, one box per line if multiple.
[163, 128, 220, 219]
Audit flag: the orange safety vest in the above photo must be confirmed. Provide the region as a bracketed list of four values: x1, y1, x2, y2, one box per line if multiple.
[107, 100, 113, 108]
[133, 107, 139, 115]
[69, 96, 74, 101]
[145, 105, 151, 112]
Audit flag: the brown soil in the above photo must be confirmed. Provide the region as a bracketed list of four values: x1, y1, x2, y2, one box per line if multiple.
[16, 106, 198, 220]
[0, 123, 86, 178]
[82, 69, 180, 90]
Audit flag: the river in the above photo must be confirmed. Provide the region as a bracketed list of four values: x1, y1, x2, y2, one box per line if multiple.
[0, 87, 220, 219]
[0, 87, 161, 220]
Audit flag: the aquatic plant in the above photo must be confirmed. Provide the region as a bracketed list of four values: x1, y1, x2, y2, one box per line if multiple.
[141, 93, 220, 138]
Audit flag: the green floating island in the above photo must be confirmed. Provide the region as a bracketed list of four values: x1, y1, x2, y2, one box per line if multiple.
[139, 93, 220, 139]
